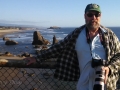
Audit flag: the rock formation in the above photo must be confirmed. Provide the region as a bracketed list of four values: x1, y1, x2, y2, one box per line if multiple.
[32, 31, 50, 45]
[52, 35, 58, 45]
[3, 37, 10, 41]
[5, 40, 18, 45]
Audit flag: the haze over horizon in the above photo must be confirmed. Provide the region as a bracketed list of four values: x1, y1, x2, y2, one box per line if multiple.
[0, 0, 120, 27]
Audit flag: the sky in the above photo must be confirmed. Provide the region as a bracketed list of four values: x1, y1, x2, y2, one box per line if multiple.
[0, 0, 120, 27]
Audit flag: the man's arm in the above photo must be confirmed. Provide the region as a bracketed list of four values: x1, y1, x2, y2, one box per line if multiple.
[25, 28, 77, 65]
[108, 32, 120, 75]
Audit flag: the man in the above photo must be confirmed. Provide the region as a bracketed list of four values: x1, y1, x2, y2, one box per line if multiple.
[25, 3, 120, 90]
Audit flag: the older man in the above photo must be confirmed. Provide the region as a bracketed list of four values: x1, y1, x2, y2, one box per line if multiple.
[25, 3, 120, 90]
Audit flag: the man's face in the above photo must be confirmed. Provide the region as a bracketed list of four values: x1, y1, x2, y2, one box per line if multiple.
[84, 11, 101, 30]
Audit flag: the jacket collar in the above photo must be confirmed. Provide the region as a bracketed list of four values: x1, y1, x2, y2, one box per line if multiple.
[100, 26, 107, 34]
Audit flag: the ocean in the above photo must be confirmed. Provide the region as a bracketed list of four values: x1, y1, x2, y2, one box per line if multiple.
[0, 27, 120, 55]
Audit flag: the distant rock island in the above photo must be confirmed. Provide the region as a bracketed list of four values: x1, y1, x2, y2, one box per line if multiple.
[47, 26, 61, 29]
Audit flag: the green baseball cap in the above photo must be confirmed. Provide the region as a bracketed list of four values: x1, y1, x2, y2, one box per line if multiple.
[85, 4, 101, 13]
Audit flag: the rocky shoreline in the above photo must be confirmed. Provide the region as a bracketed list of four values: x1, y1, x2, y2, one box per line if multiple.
[0, 29, 59, 60]
[0, 29, 29, 59]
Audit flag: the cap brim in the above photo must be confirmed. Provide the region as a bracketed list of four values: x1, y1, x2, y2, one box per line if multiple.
[88, 9, 101, 13]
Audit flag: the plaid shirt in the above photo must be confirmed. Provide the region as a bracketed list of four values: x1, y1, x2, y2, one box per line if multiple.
[38, 25, 120, 90]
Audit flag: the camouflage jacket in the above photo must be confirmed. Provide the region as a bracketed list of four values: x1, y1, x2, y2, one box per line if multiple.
[37, 25, 120, 90]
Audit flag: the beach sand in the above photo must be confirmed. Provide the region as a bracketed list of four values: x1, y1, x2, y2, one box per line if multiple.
[0, 29, 22, 38]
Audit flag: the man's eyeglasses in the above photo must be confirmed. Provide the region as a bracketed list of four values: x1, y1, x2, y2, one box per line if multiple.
[87, 13, 101, 17]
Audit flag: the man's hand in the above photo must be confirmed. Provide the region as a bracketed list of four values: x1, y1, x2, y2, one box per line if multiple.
[24, 57, 36, 65]
[102, 66, 110, 84]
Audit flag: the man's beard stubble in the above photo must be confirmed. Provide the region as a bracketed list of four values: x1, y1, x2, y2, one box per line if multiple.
[86, 20, 100, 30]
